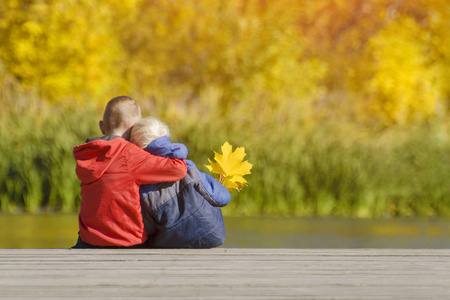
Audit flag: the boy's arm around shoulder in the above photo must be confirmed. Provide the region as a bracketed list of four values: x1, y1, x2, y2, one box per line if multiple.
[126, 142, 187, 184]
[187, 160, 231, 207]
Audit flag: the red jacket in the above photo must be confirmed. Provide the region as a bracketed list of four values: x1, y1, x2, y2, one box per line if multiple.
[73, 136, 187, 247]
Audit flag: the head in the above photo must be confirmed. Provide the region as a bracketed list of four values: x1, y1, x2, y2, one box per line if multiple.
[99, 96, 142, 140]
[130, 117, 170, 149]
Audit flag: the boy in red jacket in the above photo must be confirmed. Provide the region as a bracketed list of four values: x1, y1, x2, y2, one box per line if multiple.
[72, 96, 187, 248]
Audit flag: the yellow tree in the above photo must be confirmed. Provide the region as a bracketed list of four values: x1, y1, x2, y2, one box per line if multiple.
[428, 0, 450, 112]
[0, 0, 130, 103]
[363, 16, 441, 124]
[296, 0, 448, 124]
[119, 0, 325, 114]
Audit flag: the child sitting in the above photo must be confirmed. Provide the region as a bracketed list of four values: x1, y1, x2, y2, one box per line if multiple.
[72, 96, 187, 248]
[130, 117, 231, 248]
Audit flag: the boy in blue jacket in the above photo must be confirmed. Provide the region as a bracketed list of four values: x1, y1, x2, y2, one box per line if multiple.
[130, 117, 231, 248]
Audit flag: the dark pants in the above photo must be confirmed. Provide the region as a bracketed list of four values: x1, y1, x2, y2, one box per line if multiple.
[71, 235, 147, 249]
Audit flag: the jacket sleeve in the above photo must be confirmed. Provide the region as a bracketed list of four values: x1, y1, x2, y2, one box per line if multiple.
[186, 160, 231, 207]
[126, 143, 187, 185]
[145, 137, 188, 159]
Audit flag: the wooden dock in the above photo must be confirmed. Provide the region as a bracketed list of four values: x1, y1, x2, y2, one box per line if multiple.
[1, 248, 449, 299]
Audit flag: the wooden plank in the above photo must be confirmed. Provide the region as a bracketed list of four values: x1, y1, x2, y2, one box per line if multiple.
[0, 249, 449, 299]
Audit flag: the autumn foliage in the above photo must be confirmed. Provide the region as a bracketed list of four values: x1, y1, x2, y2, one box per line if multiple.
[1, 0, 449, 124]
[205, 142, 253, 192]
[2, 1, 450, 216]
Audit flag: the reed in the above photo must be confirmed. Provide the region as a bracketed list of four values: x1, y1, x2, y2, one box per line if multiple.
[2, 94, 450, 217]
[0, 93, 98, 212]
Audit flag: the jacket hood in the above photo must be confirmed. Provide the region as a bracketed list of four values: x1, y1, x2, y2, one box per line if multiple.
[144, 136, 188, 159]
[73, 137, 128, 184]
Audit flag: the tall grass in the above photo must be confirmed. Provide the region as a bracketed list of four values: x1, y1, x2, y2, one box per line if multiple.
[2, 93, 450, 217]
[0, 93, 98, 212]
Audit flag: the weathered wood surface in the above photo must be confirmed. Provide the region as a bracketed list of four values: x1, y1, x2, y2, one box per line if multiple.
[1, 248, 449, 299]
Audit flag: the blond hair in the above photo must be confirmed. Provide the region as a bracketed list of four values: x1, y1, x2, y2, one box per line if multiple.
[102, 96, 142, 134]
[130, 117, 170, 149]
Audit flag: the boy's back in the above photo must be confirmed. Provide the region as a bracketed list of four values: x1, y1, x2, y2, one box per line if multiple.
[138, 136, 231, 248]
[74, 136, 187, 247]
[73, 97, 187, 248]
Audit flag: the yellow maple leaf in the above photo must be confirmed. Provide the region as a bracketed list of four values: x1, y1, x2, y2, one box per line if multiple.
[205, 141, 253, 191]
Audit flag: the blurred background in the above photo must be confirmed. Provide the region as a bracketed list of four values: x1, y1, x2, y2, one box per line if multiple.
[1, 0, 450, 247]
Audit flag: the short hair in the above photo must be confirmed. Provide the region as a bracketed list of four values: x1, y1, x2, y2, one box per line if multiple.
[102, 96, 142, 134]
[130, 117, 170, 149]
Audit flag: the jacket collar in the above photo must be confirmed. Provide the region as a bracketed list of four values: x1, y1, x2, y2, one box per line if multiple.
[85, 135, 121, 143]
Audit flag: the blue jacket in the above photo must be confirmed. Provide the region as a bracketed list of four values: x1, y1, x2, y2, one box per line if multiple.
[140, 136, 231, 248]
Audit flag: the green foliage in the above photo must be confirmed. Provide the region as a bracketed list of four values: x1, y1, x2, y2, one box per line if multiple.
[0, 94, 98, 212]
[215, 119, 450, 218]
[2, 93, 450, 216]
[165, 95, 450, 218]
